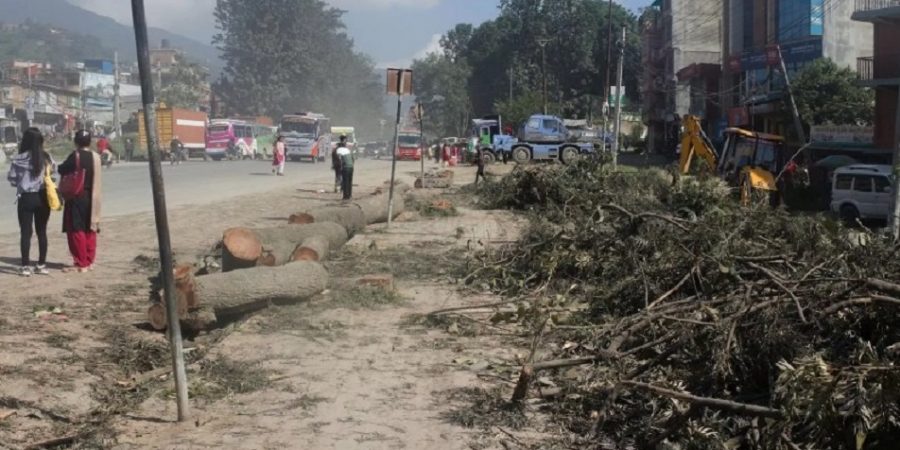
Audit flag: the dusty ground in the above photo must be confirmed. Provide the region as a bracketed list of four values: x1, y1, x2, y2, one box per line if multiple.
[0, 161, 543, 449]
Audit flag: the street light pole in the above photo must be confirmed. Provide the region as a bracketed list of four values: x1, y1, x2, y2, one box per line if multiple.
[537, 38, 550, 115]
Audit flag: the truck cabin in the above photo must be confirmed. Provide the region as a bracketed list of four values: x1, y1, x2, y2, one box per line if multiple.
[520, 115, 567, 144]
[471, 118, 500, 147]
[717, 128, 785, 184]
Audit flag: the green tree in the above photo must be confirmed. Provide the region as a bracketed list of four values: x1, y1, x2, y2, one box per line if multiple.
[157, 54, 209, 109]
[791, 58, 875, 126]
[411, 53, 472, 138]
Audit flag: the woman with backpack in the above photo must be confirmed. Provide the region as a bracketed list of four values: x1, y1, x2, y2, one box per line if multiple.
[58, 130, 102, 273]
[6, 128, 57, 277]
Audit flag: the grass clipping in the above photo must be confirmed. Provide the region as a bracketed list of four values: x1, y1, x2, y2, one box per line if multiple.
[468, 162, 900, 449]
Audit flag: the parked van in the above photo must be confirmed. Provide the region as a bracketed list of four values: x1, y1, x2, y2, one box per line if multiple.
[831, 164, 894, 222]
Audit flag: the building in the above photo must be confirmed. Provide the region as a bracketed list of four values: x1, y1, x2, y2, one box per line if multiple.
[641, 0, 723, 154]
[720, 0, 873, 142]
[150, 39, 180, 70]
[853, 0, 900, 152]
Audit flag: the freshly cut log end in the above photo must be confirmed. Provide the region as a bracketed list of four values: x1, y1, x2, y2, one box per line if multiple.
[253, 223, 350, 266]
[257, 251, 277, 267]
[148, 303, 167, 331]
[288, 213, 315, 225]
[293, 236, 329, 262]
[222, 227, 263, 272]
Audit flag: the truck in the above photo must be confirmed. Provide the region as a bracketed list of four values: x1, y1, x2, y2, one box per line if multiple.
[138, 107, 208, 160]
[467, 116, 510, 164]
[331, 126, 357, 153]
[1, 118, 20, 159]
[495, 115, 595, 165]
[280, 113, 331, 163]
[396, 128, 423, 161]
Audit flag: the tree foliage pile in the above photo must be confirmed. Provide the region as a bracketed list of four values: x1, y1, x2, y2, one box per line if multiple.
[470, 163, 900, 449]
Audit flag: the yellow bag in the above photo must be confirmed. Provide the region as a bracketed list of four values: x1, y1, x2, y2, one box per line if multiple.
[44, 164, 62, 211]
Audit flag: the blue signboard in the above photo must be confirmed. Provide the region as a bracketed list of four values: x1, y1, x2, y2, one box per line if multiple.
[810, 0, 824, 35]
[738, 37, 822, 72]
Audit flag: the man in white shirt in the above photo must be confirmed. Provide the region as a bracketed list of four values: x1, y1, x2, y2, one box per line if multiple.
[336, 139, 354, 200]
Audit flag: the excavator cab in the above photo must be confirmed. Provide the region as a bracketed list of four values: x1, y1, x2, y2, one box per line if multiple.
[678, 116, 785, 204]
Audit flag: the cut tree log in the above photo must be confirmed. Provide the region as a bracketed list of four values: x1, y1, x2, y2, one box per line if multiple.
[255, 223, 349, 266]
[149, 262, 328, 331]
[222, 227, 263, 272]
[293, 236, 330, 262]
[288, 206, 366, 236]
[353, 191, 405, 225]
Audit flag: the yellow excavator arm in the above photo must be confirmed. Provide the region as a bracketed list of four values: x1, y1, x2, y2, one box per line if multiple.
[678, 115, 719, 174]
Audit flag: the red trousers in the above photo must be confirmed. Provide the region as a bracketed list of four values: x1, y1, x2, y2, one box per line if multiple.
[67, 231, 97, 268]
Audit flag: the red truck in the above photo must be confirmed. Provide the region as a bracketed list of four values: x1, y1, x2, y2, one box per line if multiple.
[396, 129, 422, 161]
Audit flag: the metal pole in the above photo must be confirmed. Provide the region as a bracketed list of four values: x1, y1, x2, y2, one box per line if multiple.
[387, 72, 403, 228]
[777, 45, 807, 144]
[419, 103, 425, 183]
[891, 87, 900, 240]
[612, 26, 625, 170]
[130, 0, 189, 422]
[113, 51, 122, 138]
[601, 0, 613, 143]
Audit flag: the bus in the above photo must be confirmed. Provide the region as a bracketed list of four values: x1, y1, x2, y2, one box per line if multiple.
[206, 119, 257, 160]
[280, 113, 331, 162]
[254, 124, 278, 159]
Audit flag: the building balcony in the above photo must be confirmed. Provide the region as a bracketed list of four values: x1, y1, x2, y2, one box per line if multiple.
[852, 0, 900, 22]
[857, 54, 900, 87]
[858, 56, 874, 80]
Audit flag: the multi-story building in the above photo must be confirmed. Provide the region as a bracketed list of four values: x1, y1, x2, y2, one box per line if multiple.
[853, 0, 900, 152]
[642, 0, 723, 154]
[721, 0, 873, 142]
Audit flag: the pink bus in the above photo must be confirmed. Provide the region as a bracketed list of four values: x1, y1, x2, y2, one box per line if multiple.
[205, 119, 258, 161]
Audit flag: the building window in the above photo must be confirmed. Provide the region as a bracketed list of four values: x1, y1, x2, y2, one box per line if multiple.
[778, 0, 812, 42]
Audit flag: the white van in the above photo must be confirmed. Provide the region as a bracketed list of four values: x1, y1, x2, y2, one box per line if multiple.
[830, 164, 894, 222]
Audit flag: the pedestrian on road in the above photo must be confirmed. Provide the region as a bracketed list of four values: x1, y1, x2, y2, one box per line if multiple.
[336, 138, 354, 200]
[272, 135, 286, 176]
[7, 128, 55, 277]
[332, 135, 346, 193]
[124, 138, 135, 162]
[59, 130, 102, 273]
[474, 150, 486, 185]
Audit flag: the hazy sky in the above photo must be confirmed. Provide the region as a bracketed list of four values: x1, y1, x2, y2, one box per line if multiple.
[68, 0, 651, 67]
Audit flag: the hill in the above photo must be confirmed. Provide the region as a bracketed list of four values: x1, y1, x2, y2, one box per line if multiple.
[0, 0, 221, 71]
[0, 22, 115, 68]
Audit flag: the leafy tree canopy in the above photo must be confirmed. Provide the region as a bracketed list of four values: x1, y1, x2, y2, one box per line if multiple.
[791, 58, 875, 127]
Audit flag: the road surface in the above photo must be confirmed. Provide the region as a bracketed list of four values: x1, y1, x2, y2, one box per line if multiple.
[1, 158, 417, 235]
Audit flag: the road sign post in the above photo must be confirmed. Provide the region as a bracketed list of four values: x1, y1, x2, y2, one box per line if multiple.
[386, 68, 413, 228]
[130, 0, 189, 422]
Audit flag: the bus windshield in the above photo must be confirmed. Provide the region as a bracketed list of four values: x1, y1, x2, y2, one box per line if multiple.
[398, 134, 420, 147]
[281, 120, 317, 136]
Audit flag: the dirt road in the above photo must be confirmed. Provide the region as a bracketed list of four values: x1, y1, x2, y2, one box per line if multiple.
[0, 159, 528, 449]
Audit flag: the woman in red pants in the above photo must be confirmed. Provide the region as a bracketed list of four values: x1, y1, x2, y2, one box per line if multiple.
[58, 130, 102, 273]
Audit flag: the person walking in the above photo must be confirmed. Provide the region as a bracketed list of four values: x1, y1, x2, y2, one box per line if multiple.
[272, 135, 286, 176]
[332, 136, 346, 193]
[59, 130, 102, 273]
[124, 138, 135, 162]
[6, 128, 55, 277]
[336, 138, 354, 200]
[474, 150, 487, 185]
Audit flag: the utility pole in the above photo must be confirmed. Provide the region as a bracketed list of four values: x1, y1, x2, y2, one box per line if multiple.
[113, 51, 122, 138]
[130, 0, 189, 422]
[611, 26, 625, 170]
[776, 45, 806, 145]
[537, 38, 550, 115]
[508, 67, 514, 103]
[602, 0, 613, 138]
[891, 88, 900, 240]
[418, 103, 425, 185]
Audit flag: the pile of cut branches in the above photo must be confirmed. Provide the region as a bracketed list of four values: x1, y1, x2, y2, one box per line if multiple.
[468, 162, 900, 449]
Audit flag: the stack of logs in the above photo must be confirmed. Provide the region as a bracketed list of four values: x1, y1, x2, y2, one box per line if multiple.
[148, 185, 409, 331]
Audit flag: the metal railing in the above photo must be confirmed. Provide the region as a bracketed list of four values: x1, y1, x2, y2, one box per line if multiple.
[855, 0, 900, 12]
[858, 56, 874, 80]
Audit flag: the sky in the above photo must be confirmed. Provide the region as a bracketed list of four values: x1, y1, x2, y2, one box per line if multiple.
[67, 0, 651, 67]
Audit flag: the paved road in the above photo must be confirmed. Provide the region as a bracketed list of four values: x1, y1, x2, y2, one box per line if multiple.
[1, 158, 404, 235]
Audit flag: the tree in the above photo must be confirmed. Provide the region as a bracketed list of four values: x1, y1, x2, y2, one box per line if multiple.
[791, 58, 875, 126]
[158, 54, 209, 110]
[212, 0, 386, 136]
[440, 24, 474, 63]
[411, 53, 472, 138]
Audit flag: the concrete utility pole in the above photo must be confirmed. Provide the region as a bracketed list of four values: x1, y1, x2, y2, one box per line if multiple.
[130, 0, 190, 422]
[113, 51, 122, 138]
[776, 45, 806, 145]
[538, 38, 550, 115]
[611, 26, 625, 170]
[601, 0, 613, 137]
[891, 88, 900, 240]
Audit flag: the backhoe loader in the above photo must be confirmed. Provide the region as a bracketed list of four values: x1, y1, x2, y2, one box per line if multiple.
[678, 115, 785, 204]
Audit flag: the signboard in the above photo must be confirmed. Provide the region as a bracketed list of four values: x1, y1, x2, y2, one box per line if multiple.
[386, 68, 413, 96]
[608, 86, 626, 106]
[810, 125, 874, 145]
[729, 37, 822, 72]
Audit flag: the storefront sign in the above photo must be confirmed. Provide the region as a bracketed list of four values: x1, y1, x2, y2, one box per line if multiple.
[733, 37, 823, 72]
[810, 125, 874, 144]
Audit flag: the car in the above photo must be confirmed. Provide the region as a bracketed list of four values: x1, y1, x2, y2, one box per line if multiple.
[830, 164, 894, 223]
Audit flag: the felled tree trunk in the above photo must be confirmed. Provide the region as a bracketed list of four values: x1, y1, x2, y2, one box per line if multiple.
[354, 192, 406, 225]
[288, 206, 366, 236]
[293, 236, 330, 262]
[222, 227, 263, 272]
[148, 262, 329, 331]
[254, 223, 349, 266]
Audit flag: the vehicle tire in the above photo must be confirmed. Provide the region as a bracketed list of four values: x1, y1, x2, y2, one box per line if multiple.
[512, 147, 530, 164]
[840, 204, 860, 224]
[560, 146, 580, 165]
[481, 151, 495, 165]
